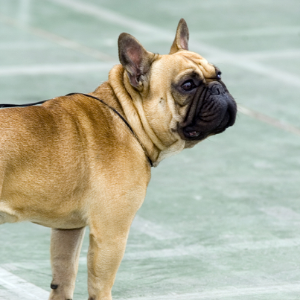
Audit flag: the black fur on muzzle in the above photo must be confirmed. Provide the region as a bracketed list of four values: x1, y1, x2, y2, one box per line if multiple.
[178, 81, 237, 141]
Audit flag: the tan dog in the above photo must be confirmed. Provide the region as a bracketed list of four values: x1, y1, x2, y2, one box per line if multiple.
[0, 19, 236, 300]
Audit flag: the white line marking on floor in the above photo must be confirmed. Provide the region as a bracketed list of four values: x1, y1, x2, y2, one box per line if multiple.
[121, 238, 300, 261]
[2, 261, 300, 299]
[0, 42, 53, 50]
[75, 238, 300, 263]
[0, 14, 115, 62]
[236, 49, 300, 60]
[4, 237, 300, 271]
[131, 215, 181, 240]
[0, 267, 49, 300]
[18, 0, 31, 26]
[260, 206, 300, 221]
[193, 26, 300, 39]
[1, 261, 50, 272]
[0, 62, 116, 76]
[47, 0, 300, 88]
[238, 105, 300, 136]
[115, 283, 300, 299]
[0, 289, 22, 300]
[48, 0, 161, 35]
[221, 58, 300, 87]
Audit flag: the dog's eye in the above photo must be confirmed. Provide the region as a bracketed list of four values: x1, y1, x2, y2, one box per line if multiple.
[217, 71, 222, 80]
[181, 80, 196, 91]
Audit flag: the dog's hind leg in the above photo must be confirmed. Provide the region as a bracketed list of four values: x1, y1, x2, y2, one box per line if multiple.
[49, 227, 85, 300]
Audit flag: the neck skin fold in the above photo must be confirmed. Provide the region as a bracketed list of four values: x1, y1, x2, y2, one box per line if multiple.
[108, 64, 160, 165]
[108, 64, 186, 167]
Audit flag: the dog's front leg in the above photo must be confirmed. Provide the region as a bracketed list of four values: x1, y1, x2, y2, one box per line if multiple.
[87, 215, 134, 300]
[49, 227, 85, 300]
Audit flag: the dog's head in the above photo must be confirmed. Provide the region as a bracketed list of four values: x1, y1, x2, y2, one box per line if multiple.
[117, 19, 237, 158]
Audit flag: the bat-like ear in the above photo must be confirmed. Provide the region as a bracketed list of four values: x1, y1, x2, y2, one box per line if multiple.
[118, 33, 155, 90]
[169, 18, 189, 54]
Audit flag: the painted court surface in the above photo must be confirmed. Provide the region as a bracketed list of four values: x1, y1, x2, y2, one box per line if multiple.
[0, 0, 300, 299]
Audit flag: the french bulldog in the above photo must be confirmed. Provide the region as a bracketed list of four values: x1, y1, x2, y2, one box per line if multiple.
[0, 19, 236, 300]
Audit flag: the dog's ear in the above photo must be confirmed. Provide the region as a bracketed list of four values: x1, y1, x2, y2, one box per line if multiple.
[169, 18, 189, 54]
[118, 33, 155, 90]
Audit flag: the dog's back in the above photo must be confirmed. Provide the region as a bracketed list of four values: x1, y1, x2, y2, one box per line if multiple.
[0, 95, 149, 228]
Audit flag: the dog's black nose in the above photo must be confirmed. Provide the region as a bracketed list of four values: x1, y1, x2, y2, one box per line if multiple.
[207, 81, 237, 132]
[208, 82, 226, 95]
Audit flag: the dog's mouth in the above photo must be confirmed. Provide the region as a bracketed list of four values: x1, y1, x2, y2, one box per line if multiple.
[184, 130, 201, 138]
[178, 81, 237, 141]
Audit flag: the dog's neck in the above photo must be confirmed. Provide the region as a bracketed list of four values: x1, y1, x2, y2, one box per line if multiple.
[93, 64, 185, 167]
[91, 65, 159, 166]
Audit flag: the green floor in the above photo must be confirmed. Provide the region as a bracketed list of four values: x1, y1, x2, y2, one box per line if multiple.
[1, 0, 300, 299]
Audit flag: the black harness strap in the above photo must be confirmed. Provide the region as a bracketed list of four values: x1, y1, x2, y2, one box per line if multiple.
[0, 100, 47, 108]
[0, 93, 153, 167]
[68, 93, 153, 167]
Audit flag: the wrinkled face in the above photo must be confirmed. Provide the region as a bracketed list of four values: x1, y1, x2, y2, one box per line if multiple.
[169, 51, 236, 144]
[141, 51, 237, 149]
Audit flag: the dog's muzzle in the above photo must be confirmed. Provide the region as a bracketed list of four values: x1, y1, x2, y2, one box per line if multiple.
[178, 81, 237, 140]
